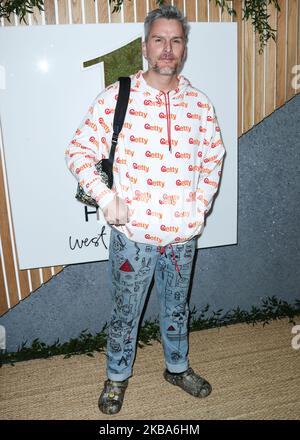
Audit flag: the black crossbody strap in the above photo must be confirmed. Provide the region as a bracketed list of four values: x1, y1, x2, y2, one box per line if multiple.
[109, 76, 131, 163]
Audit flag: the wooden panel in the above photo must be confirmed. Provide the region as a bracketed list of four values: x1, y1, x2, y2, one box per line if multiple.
[31, 6, 43, 25]
[18, 269, 30, 299]
[209, 0, 220, 22]
[197, 0, 208, 21]
[30, 269, 41, 292]
[221, 0, 232, 22]
[0, 253, 8, 315]
[265, 2, 276, 117]
[287, 0, 298, 99]
[254, 32, 264, 124]
[19, 12, 27, 26]
[148, 0, 160, 13]
[0, 146, 19, 308]
[136, 0, 147, 22]
[3, 15, 13, 26]
[185, 0, 196, 22]
[71, 0, 82, 24]
[53, 266, 64, 275]
[57, 0, 69, 24]
[276, 0, 287, 108]
[173, 1, 184, 15]
[97, 0, 109, 23]
[124, 0, 135, 22]
[42, 267, 53, 284]
[110, 1, 122, 23]
[233, 0, 243, 137]
[243, 13, 254, 133]
[44, 0, 56, 24]
[85, 0, 97, 23]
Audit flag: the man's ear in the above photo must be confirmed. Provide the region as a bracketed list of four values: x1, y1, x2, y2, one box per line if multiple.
[183, 45, 187, 64]
[142, 40, 147, 59]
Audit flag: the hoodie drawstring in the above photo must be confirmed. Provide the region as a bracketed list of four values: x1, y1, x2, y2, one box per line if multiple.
[157, 244, 182, 278]
[162, 91, 172, 153]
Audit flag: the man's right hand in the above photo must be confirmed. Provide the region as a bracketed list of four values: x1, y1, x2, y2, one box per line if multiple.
[102, 194, 130, 225]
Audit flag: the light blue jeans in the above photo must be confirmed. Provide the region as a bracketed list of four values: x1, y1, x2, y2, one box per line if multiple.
[106, 227, 197, 381]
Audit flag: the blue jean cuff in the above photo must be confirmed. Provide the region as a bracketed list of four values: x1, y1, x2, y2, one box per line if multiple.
[107, 370, 132, 382]
[165, 361, 189, 373]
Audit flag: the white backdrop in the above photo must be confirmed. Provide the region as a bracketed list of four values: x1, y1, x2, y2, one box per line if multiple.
[0, 22, 237, 269]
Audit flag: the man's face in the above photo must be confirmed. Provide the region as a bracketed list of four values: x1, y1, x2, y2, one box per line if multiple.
[142, 18, 187, 76]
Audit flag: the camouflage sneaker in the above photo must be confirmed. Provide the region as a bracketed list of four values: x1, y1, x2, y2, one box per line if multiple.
[164, 367, 212, 398]
[98, 378, 129, 415]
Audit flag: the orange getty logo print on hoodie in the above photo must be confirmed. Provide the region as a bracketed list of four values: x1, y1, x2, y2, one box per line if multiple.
[65, 70, 225, 247]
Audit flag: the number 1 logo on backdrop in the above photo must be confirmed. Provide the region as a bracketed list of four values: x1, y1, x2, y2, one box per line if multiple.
[83, 37, 143, 89]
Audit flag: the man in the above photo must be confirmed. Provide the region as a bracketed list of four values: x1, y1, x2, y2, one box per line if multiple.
[65, 5, 225, 415]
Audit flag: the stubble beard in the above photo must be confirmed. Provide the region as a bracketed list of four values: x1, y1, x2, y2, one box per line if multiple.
[153, 65, 177, 76]
[147, 57, 181, 76]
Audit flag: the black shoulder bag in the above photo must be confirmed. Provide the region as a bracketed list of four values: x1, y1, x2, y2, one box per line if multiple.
[75, 76, 131, 207]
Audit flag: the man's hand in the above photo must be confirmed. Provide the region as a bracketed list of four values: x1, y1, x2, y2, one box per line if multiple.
[102, 194, 130, 225]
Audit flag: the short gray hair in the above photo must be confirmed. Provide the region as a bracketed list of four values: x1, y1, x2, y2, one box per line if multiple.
[144, 5, 190, 43]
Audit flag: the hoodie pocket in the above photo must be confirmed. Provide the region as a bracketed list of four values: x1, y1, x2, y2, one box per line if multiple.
[172, 189, 205, 239]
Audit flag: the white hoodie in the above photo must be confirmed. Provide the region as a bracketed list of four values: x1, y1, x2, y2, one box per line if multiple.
[65, 70, 225, 246]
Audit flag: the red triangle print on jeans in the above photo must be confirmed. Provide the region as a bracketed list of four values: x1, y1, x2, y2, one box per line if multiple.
[120, 259, 135, 272]
[167, 325, 175, 331]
